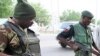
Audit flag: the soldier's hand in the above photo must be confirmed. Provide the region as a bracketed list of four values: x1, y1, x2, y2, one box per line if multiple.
[97, 53, 100, 56]
[0, 52, 11, 56]
[71, 44, 79, 51]
[67, 41, 80, 51]
[98, 50, 100, 54]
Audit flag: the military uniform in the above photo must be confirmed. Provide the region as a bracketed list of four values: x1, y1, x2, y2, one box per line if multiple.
[61, 11, 94, 56]
[73, 23, 93, 56]
[0, 19, 41, 56]
[0, 0, 41, 56]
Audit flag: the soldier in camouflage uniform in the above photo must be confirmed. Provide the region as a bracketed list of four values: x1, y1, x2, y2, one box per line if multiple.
[0, 0, 41, 56]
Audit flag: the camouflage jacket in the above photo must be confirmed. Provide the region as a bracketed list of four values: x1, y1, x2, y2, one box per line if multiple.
[0, 21, 41, 56]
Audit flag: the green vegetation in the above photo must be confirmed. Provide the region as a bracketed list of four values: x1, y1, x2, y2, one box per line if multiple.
[0, 1, 51, 26]
[60, 10, 81, 22]
[32, 3, 51, 26]
[0, 0, 13, 18]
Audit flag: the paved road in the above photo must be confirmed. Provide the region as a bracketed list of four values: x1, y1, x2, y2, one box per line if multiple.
[38, 33, 96, 56]
[38, 33, 75, 56]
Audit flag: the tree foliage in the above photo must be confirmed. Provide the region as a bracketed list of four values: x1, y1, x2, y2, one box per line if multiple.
[0, 0, 13, 18]
[60, 10, 81, 22]
[32, 3, 51, 26]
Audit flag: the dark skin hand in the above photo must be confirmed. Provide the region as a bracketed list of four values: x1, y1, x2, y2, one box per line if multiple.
[0, 52, 11, 56]
[58, 37, 100, 56]
[58, 37, 79, 51]
[92, 41, 100, 56]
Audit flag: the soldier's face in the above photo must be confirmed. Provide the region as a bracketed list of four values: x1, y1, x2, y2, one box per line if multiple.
[18, 18, 34, 28]
[83, 17, 92, 26]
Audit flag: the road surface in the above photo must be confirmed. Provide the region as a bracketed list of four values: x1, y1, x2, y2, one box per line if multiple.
[38, 33, 74, 56]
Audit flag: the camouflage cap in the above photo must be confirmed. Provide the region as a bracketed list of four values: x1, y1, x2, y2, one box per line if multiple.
[81, 10, 94, 18]
[13, 0, 36, 19]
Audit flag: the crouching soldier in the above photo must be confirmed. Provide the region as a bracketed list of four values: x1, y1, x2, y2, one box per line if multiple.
[0, 0, 41, 56]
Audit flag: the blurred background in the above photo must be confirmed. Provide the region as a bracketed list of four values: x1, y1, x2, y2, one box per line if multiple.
[0, 0, 99, 56]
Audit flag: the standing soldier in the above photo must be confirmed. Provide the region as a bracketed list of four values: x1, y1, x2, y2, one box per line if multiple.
[0, 0, 41, 56]
[58, 10, 100, 56]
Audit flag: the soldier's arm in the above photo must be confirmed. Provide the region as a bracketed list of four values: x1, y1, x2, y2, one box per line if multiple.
[57, 25, 80, 50]
[0, 31, 8, 55]
[92, 40, 99, 51]
[0, 25, 13, 56]
[92, 40, 100, 55]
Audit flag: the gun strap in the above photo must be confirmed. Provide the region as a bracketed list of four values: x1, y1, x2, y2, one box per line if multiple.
[3, 21, 26, 54]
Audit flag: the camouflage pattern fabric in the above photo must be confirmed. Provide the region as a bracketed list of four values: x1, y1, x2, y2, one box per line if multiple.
[75, 50, 92, 56]
[0, 25, 21, 54]
[73, 23, 93, 56]
[0, 22, 41, 56]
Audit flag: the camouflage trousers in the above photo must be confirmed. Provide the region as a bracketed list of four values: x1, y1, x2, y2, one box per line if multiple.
[75, 50, 92, 56]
